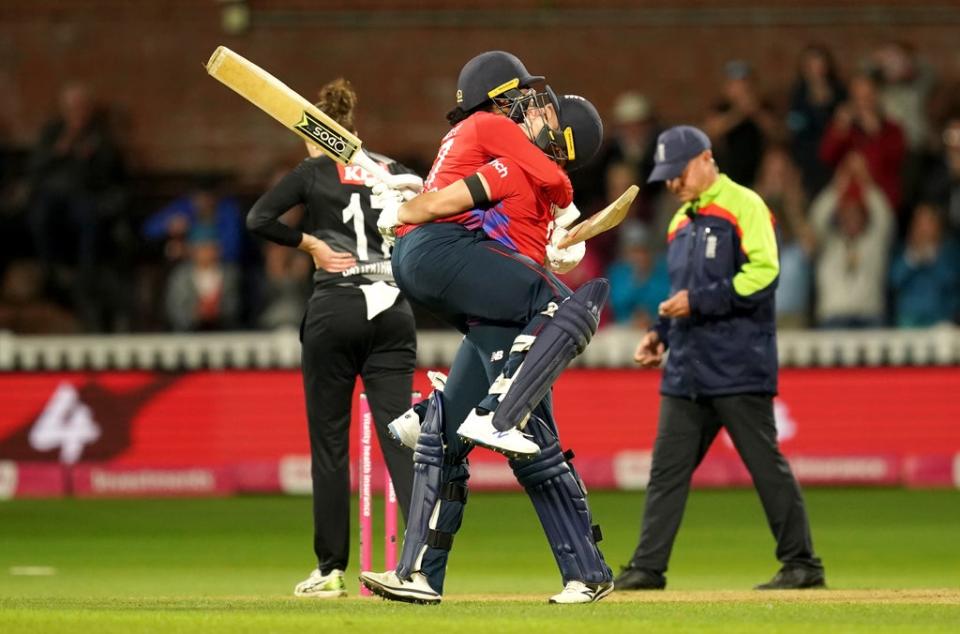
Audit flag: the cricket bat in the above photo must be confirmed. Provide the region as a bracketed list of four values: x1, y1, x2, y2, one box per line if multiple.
[557, 185, 639, 248]
[205, 45, 393, 184]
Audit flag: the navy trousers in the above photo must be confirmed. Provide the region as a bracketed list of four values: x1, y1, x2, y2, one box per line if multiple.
[392, 222, 570, 334]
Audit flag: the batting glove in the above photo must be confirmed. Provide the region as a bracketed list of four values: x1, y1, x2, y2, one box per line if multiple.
[545, 226, 586, 274]
[552, 201, 581, 229]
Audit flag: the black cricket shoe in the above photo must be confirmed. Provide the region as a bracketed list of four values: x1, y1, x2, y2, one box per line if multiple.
[755, 565, 826, 590]
[613, 565, 666, 591]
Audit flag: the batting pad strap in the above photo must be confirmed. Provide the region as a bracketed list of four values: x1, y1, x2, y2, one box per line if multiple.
[464, 173, 489, 206]
[592, 524, 604, 543]
[509, 334, 535, 354]
[427, 529, 454, 551]
[441, 482, 468, 503]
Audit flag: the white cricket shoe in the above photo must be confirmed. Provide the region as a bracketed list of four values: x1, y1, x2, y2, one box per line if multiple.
[549, 580, 614, 604]
[294, 568, 347, 598]
[387, 371, 449, 450]
[457, 409, 540, 459]
[359, 570, 441, 605]
[387, 409, 422, 450]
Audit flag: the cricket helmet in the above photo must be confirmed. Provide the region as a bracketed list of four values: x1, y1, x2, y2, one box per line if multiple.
[455, 51, 544, 113]
[535, 87, 604, 171]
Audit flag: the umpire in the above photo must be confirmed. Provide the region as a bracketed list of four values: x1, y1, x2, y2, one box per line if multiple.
[615, 126, 825, 591]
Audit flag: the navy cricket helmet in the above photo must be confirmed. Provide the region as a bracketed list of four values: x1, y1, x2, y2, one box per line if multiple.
[536, 87, 604, 171]
[456, 51, 544, 112]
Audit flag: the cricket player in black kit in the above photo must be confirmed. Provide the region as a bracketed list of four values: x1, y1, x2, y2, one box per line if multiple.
[246, 79, 420, 598]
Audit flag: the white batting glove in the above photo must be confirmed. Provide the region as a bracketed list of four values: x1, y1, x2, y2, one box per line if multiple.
[552, 201, 581, 229]
[376, 197, 402, 247]
[366, 171, 423, 192]
[370, 182, 404, 207]
[545, 226, 586, 274]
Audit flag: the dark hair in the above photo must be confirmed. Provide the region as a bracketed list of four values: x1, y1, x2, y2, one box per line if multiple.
[445, 102, 497, 127]
[798, 44, 842, 87]
[315, 78, 358, 134]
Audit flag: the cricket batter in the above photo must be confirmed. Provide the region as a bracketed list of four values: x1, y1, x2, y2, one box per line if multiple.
[359, 54, 613, 604]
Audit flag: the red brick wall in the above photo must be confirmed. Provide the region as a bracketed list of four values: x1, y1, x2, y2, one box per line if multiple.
[3, 1, 958, 178]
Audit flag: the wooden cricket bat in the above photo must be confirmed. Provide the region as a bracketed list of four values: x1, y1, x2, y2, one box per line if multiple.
[205, 45, 390, 182]
[557, 185, 639, 248]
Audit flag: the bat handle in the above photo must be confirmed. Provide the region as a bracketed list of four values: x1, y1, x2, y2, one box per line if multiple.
[351, 149, 394, 185]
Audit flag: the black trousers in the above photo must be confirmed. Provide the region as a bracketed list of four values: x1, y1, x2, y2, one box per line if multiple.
[300, 286, 417, 574]
[630, 393, 822, 574]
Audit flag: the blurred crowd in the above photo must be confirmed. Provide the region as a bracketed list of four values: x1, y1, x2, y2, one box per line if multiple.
[1, 41, 959, 334]
[569, 41, 960, 331]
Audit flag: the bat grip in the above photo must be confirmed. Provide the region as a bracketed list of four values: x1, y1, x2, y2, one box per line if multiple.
[351, 149, 394, 185]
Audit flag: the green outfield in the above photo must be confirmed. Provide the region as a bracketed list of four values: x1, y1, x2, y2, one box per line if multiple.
[1, 489, 958, 632]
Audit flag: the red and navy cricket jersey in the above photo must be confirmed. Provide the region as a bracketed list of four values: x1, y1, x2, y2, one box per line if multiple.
[396, 111, 571, 238]
[476, 157, 553, 265]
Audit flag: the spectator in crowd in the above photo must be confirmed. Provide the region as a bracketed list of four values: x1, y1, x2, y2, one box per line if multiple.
[587, 160, 645, 270]
[570, 91, 658, 216]
[872, 41, 936, 155]
[787, 45, 847, 197]
[921, 115, 960, 239]
[819, 72, 906, 210]
[164, 225, 240, 331]
[754, 146, 815, 328]
[591, 92, 660, 217]
[606, 221, 669, 329]
[0, 259, 79, 334]
[889, 203, 960, 327]
[142, 176, 244, 264]
[26, 81, 128, 329]
[871, 41, 937, 206]
[704, 60, 782, 187]
[810, 153, 894, 328]
[256, 241, 313, 330]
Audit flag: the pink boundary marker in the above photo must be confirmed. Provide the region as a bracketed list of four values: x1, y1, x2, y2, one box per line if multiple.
[358, 394, 374, 596]
[359, 392, 413, 595]
[385, 472, 398, 570]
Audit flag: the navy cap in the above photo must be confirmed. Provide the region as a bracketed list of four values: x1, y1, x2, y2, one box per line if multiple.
[647, 125, 712, 183]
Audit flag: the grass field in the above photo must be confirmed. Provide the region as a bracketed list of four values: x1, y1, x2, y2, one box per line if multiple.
[1, 489, 958, 632]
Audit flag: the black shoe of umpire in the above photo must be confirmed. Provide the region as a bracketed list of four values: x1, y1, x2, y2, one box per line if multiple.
[755, 565, 826, 590]
[613, 565, 666, 591]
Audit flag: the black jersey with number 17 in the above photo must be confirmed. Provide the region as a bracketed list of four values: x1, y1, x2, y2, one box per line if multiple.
[247, 152, 420, 289]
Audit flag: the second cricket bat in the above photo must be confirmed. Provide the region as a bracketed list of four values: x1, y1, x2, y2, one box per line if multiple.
[558, 185, 639, 248]
[205, 45, 389, 180]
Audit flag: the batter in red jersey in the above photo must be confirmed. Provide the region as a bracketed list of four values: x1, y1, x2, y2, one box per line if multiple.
[362, 67, 614, 604]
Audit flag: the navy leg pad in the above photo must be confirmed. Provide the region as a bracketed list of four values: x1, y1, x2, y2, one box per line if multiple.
[395, 391, 470, 595]
[510, 417, 613, 585]
[397, 392, 446, 580]
[493, 279, 609, 431]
